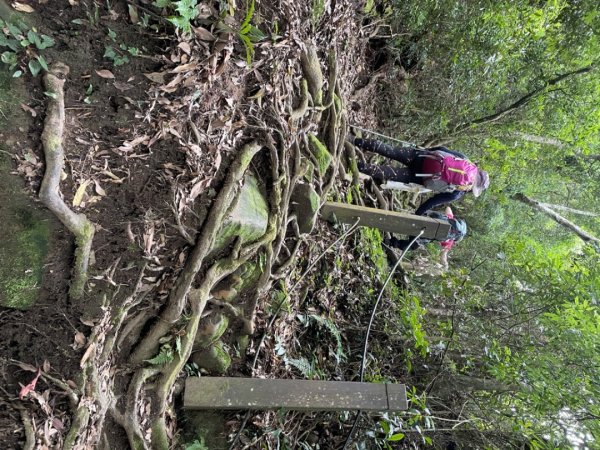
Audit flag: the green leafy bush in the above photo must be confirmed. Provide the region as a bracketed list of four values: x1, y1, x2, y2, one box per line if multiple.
[0, 18, 54, 77]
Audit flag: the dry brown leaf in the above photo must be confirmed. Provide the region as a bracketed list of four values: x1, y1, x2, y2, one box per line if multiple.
[73, 331, 86, 349]
[144, 222, 155, 255]
[94, 180, 106, 196]
[178, 42, 191, 55]
[79, 343, 96, 368]
[170, 62, 198, 74]
[73, 180, 91, 207]
[113, 81, 133, 91]
[144, 72, 166, 83]
[193, 26, 215, 41]
[12, 2, 34, 12]
[118, 135, 148, 152]
[189, 178, 212, 200]
[95, 69, 115, 79]
[14, 361, 37, 372]
[20, 103, 37, 117]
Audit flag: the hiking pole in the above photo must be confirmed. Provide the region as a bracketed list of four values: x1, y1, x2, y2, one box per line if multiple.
[349, 124, 424, 149]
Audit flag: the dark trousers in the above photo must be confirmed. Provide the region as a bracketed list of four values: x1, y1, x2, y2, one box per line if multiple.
[354, 139, 424, 183]
[387, 236, 427, 252]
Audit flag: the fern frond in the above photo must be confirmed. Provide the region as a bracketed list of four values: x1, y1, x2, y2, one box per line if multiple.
[240, 0, 255, 31]
[309, 314, 346, 363]
[145, 345, 174, 365]
[284, 356, 313, 378]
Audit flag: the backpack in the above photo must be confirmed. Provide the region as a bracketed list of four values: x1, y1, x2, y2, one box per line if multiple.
[425, 212, 467, 242]
[419, 151, 478, 191]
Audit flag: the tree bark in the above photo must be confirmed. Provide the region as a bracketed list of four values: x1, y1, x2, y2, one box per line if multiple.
[512, 132, 567, 148]
[512, 193, 600, 244]
[539, 203, 599, 217]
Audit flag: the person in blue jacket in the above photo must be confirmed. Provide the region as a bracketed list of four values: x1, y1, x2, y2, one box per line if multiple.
[349, 137, 490, 214]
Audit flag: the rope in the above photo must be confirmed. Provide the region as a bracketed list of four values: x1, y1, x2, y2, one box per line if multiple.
[349, 124, 424, 149]
[341, 228, 426, 450]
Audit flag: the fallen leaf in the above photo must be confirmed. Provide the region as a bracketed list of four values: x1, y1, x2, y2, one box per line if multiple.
[94, 180, 106, 196]
[95, 69, 115, 79]
[189, 178, 212, 200]
[113, 81, 133, 91]
[12, 2, 34, 13]
[73, 331, 86, 349]
[73, 180, 91, 207]
[79, 343, 96, 368]
[52, 417, 65, 432]
[143, 72, 166, 83]
[178, 42, 191, 55]
[19, 368, 41, 400]
[128, 4, 139, 24]
[193, 26, 215, 42]
[14, 361, 37, 372]
[20, 103, 37, 117]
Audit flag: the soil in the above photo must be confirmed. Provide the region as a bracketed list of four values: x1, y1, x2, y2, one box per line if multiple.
[0, 2, 183, 447]
[0, 1, 392, 448]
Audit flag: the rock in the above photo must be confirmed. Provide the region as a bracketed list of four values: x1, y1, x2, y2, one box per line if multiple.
[236, 334, 250, 353]
[211, 173, 269, 253]
[191, 340, 231, 375]
[308, 133, 332, 174]
[194, 313, 229, 350]
[210, 260, 262, 303]
[290, 183, 321, 234]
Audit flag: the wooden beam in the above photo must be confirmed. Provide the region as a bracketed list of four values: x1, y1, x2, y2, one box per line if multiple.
[184, 377, 408, 412]
[321, 201, 450, 240]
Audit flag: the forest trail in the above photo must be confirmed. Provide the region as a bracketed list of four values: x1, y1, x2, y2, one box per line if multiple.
[0, 1, 394, 448]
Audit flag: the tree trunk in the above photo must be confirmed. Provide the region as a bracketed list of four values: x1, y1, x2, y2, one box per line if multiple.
[512, 193, 600, 244]
[539, 203, 599, 217]
[512, 132, 567, 148]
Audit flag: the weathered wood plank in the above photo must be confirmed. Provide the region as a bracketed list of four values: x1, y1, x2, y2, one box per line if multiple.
[184, 377, 407, 412]
[321, 201, 451, 240]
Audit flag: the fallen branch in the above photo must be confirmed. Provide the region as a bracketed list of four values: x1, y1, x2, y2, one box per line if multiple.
[39, 62, 95, 300]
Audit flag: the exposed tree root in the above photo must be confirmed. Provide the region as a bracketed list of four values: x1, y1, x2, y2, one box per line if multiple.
[39, 62, 95, 300]
[131, 141, 263, 363]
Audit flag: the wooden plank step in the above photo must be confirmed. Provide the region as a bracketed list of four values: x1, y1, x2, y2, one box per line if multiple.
[184, 377, 407, 412]
[321, 201, 451, 240]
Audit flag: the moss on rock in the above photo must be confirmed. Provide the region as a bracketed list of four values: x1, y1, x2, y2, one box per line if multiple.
[191, 340, 231, 375]
[211, 173, 269, 253]
[194, 313, 229, 350]
[308, 133, 332, 175]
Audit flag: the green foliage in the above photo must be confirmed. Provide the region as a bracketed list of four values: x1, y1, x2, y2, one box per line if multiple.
[154, 0, 199, 34]
[237, 0, 265, 66]
[145, 344, 175, 365]
[184, 437, 209, 450]
[310, 0, 325, 25]
[284, 356, 315, 378]
[297, 313, 346, 363]
[145, 334, 182, 366]
[103, 29, 140, 66]
[0, 18, 54, 77]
